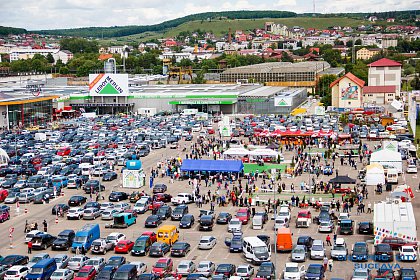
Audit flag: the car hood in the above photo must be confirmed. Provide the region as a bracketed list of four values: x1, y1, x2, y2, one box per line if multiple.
[53, 238, 68, 244]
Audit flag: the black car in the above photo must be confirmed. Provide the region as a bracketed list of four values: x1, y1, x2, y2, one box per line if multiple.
[374, 244, 394, 262]
[52, 229, 75, 250]
[179, 214, 195, 228]
[188, 274, 208, 280]
[156, 205, 172, 220]
[352, 242, 369, 262]
[199, 215, 215, 231]
[215, 264, 236, 277]
[149, 242, 170, 257]
[31, 234, 57, 250]
[138, 274, 159, 280]
[106, 256, 126, 270]
[397, 268, 417, 280]
[145, 215, 162, 228]
[103, 172, 118, 181]
[216, 212, 232, 224]
[297, 236, 314, 251]
[96, 265, 116, 280]
[0, 255, 29, 268]
[52, 204, 70, 215]
[152, 184, 167, 194]
[171, 205, 188, 221]
[83, 180, 105, 194]
[185, 135, 193, 141]
[170, 242, 191, 257]
[358, 222, 374, 234]
[109, 191, 129, 202]
[68, 195, 87, 206]
[255, 262, 275, 279]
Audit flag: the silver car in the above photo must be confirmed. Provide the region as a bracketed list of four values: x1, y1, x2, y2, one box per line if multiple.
[196, 261, 215, 277]
[291, 245, 307, 262]
[51, 269, 74, 280]
[53, 254, 70, 269]
[101, 209, 120, 220]
[83, 207, 101, 220]
[228, 218, 242, 233]
[318, 220, 334, 233]
[85, 257, 105, 272]
[176, 260, 196, 276]
[67, 255, 90, 271]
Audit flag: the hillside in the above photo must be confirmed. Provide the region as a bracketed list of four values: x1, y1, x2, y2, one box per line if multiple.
[35, 11, 296, 38]
[0, 26, 27, 36]
[100, 17, 374, 45]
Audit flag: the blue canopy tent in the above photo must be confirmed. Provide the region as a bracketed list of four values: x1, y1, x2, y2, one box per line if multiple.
[181, 159, 244, 173]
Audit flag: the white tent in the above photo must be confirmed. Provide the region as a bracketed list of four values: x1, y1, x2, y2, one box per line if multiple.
[249, 148, 279, 159]
[365, 163, 385, 186]
[370, 149, 403, 173]
[223, 148, 250, 159]
[0, 148, 9, 167]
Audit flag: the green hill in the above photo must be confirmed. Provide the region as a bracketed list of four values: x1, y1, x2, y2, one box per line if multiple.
[0, 26, 27, 36]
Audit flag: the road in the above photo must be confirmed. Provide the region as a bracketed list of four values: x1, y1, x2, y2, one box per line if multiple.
[1, 135, 419, 280]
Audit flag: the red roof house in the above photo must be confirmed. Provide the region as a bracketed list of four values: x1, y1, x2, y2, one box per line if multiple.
[368, 58, 402, 67]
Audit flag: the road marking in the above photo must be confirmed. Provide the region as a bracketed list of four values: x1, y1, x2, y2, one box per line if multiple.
[205, 245, 217, 259]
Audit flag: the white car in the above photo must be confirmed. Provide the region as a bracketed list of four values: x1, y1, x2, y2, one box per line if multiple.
[51, 269, 74, 280]
[176, 260, 196, 276]
[114, 202, 130, 211]
[130, 262, 147, 276]
[67, 255, 89, 271]
[106, 232, 126, 246]
[399, 245, 418, 261]
[67, 207, 84, 220]
[338, 212, 350, 221]
[25, 230, 44, 243]
[406, 165, 418, 174]
[283, 263, 305, 280]
[196, 261, 215, 277]
[100, 202, 115, 211]
[228, 218, 242, 233]
[86, 257, 106, 272]
[236, 264, 254, 280]
[4, 266, 29, 280]
[310, 240, 326, 260]
[198, 236, 217, 250]
[101, 209, 120, 220]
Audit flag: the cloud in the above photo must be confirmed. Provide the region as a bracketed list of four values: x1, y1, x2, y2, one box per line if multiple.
[0, 0, 417, 30]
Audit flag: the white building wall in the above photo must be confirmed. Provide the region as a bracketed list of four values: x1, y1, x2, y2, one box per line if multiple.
[368, 66, 402, 96]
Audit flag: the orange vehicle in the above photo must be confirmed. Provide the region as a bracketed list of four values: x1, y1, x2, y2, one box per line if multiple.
[276, 227, 293, 252]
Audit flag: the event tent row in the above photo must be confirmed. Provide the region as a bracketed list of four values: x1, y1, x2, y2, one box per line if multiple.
[223, 148, 280, 159]
[255, 129, 338, 138]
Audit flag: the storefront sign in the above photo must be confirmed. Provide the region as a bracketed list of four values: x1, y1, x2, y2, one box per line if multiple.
[169, 100, 235, 105]
[274, 96, 292, 107]
[89, 74, 129, 96]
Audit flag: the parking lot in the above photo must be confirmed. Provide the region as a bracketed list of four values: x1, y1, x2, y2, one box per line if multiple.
[0, 113, 419, 280]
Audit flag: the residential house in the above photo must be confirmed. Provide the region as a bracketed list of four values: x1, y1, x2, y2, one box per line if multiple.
[330, 72, 365, 108]
[368, 58, 402, 96]
[356, 47, 381, 60]
[362, 85, 397, 105]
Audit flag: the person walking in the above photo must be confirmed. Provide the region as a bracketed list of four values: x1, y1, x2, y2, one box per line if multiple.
[328, 258, 333, 272]
[326, 235, 332, 246]
[27, 240, 32, 254]
[43, 220, 47, 232]
[323, 256, 328, 271]
[75, 246, 80, 255]
[367, 202, 372, 213]
[81, 246, 86, 255]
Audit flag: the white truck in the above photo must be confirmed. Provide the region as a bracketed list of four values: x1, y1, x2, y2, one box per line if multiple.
[171, 193, 194, 205]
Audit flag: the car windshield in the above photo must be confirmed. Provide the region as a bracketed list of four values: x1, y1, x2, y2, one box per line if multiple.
[198, 264, 209, 269]
[354, 245, 366, 253]
[172, 243, 185, 249]
[107, 236, 117, 241]
[259, 265, 271, 272]
[354, 271, 368, 277]
[178, 265, 188, 269]
[155, 262, 167, 268]
[87, 260, 100, 265]
[286, 267, 298, 272]
[107, 259, 120, 265]
[333, 245, 346, 251]
[6, 271, 18, 275]
[231, 239, 242, 246]
[236, 212, 247, 217]
[135, 240, 146, 247]
[237, 268, 248, 273]
[312, 245, 323, 251]
[320, 222, 330, 226]
[230, 220, 240, 225]
[54, 257, 64, 262]
[30, 268, 43, 274]
[77, 272, 90, 277]
[306, 267, 320, 274]
[217, 266, 230, 272]
[71, 258, 82, 262]
[293, 247, 305, 253]
[254, 246, 268, 254]
[401, 270, 415, 276]
[52, 272, 64, 277]
[31, 256, 43, 262]
[74, 236, 87, 243]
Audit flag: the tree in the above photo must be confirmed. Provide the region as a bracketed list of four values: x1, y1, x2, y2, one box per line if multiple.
[193, 71, 206, 84]
[317, 74, 337, 97]
[59, 38, 99, 54]
[322, 49, 341, 67]
[411, 74, 420, 90]
[76, 60, 96, 77]
[355, 39, 362, 45]
[346, 61, 368, 83]
[281, 51, 293, 62]
[46, 53, 55, 64]
[59, 66, 69, 74]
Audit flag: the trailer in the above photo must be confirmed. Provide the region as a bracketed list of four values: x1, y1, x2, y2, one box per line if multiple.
[373, 201, 417, 245]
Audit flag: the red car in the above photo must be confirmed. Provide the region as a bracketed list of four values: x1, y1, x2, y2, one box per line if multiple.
[236, 208, 250, 225]
[114, 240, 135, 254]
[57, 147, 71, 156]
[149, 201, 164, 211]
[0, 189, 8, 202]
[152, 258, 173, 277]
[108, 143, 118, 148]
[207, 129, 215, 134]
[333, 185, 351, 194]
[74, 266, 96, 280]
[381, 237, 418, 250]
[153, 193, 172, 203]
[142, 231, 157, 243]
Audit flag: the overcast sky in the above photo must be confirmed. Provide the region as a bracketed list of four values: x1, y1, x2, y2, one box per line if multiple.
[0, 0, 418, 30]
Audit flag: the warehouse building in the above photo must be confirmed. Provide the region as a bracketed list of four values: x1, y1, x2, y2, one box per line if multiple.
[220, 61, 330, 92]
[237, 87, 307, 114]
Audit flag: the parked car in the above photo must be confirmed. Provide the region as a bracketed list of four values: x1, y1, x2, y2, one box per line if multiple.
[291, 245, 307, 262]
[114, 240, 134, 254]
[52, 230, 75, 251]
[51, 269, 74, 280]
[255, 262, 275, 279]
[216, 212, 232, 224]
[179, 214, 195, 228]
[196, 261, 215, 278]
[170, 242, 191, 257]
[198, 236, 217, 250]
[91, 238, 114, 255]
[149, 242, 170, 257]
[31, 233, 56, 250]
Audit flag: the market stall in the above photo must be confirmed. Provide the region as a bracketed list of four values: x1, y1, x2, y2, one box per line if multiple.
[365, 163, 385, 186]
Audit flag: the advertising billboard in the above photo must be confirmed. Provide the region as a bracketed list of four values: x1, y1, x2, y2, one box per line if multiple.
[89, 74, 129, 96]
[340, 83, 360, 100]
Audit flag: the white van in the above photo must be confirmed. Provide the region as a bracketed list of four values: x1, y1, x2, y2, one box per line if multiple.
[252, 216, 263, 230]
[242, 236, 271, 264]
[93, 156, 106, 165]
[387, 168, 399, 183]
[79, 163, 93, 176]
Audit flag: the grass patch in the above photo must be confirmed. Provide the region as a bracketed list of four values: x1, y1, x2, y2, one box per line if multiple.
[243, 163, 287, 174]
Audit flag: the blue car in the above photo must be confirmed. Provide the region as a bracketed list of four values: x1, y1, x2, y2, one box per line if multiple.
[323, 165, 333, 175]
[225, 232, 243, 253]
[304, 264, 325, 280]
